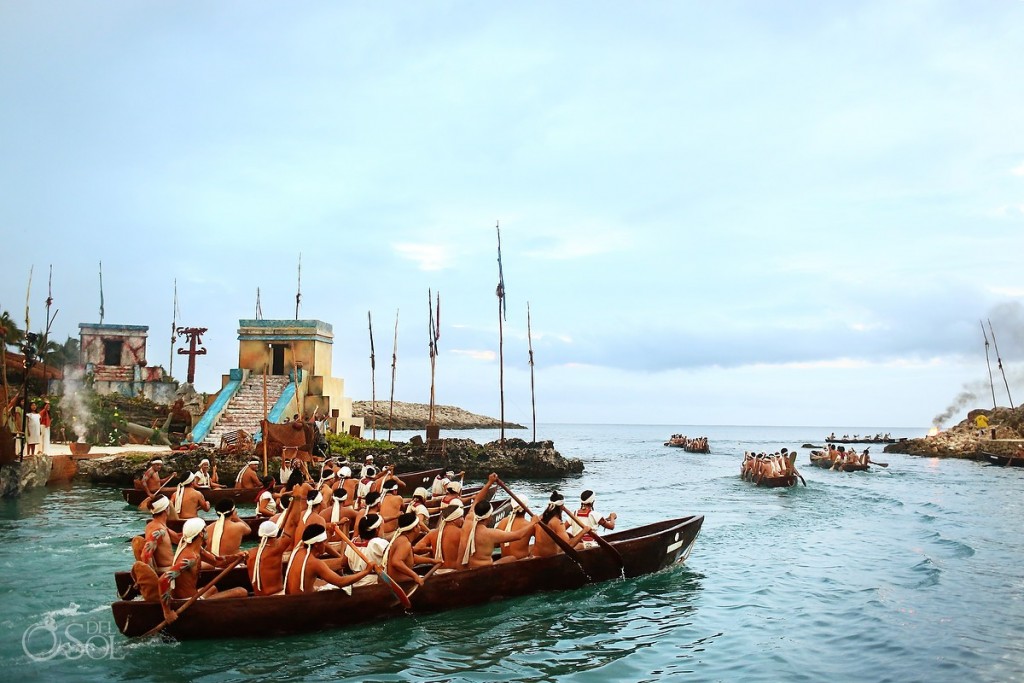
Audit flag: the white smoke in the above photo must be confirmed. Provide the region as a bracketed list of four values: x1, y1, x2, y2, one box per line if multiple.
[60, 367, 92, 442]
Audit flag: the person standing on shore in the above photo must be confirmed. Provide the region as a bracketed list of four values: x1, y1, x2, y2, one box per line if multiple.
[25, 402, 41, 456]
[38, 400, 51, 455]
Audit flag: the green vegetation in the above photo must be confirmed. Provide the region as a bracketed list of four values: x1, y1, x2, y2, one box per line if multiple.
[325, 432, 396, 459]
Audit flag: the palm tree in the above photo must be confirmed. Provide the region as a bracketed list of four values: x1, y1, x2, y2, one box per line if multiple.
[0, 309, 24, 405]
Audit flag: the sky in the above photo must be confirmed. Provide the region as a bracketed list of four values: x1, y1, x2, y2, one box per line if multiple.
[1, 1, 1023, 429]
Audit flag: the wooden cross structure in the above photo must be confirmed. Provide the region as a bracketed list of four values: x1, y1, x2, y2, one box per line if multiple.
[176, 326, 208, 384]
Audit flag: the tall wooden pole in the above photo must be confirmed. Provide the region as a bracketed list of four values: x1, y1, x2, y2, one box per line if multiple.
[981, 320, 997, 410]
[368, 311, 377, 440]
[170, 279, 178, 379]
[262, 364, 268, 477]
[428, 289, 437, 427]
[527, 301, 536, 443]
[988, 319, 1015, 409]
[388, 310, 399, 441]
[496, 222, 506, 445]
[295, 254, 302, 320]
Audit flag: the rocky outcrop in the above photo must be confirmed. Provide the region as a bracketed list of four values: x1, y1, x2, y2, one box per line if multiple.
[352, 401, 525, 431]
[0, 455, 53, 497]
[885, 407, 1024, 458]
[75, 436, 583, 486]
[361, 437, 584, 480]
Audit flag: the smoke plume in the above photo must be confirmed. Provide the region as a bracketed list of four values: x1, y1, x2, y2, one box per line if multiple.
[60, 367, 92, 442]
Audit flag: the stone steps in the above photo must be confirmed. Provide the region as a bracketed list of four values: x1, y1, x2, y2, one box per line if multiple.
[203, 375, 291, 447]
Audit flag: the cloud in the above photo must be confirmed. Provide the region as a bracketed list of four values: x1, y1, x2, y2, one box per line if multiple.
[1012, 161, 1024, 177]
[392, 243, 451, 271]
[450, 348, 496, 362]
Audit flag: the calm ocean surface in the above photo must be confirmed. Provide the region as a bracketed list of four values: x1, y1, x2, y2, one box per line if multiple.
[2, 423, 1022, 682]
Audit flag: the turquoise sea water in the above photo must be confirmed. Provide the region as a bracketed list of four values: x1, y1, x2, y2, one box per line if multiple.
[2, 423, 1023, 682]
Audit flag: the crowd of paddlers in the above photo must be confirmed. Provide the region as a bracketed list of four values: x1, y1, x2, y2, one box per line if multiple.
[664, 435, 710, 453]
[740, 448, 799, 481]
[811, 444, 873, 467]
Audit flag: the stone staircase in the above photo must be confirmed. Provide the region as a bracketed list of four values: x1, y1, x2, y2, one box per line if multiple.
[203, 375, 292, 448]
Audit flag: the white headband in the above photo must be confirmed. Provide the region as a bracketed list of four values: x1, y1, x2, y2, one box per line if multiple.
[512, 495, 530, 512]
[150, 496, 170, 514]
[308, 491, 323, 507]
[258, 521, 280, 538]
[199, 459, 210, 466]
[181, 472, 196, 486]
[443, 502, 464, 522]
[150, 459, 163, 465]
[398, 517, 419, 533]
[248, 459, 260, 465]
[304, 530, 328, 545]
[366, 515, 382, 531]
[581, 492, 596, 505]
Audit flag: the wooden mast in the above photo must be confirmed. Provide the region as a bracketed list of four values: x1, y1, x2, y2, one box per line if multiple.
[981, 320, 997, 410]
[496, 222, 506, 446]
[527, 301, 536, 443]
[988, 319, 1015, 409]
[387, 310, 399, 441]
[368, 311, 377, 440]
[170, 280, 178, 379]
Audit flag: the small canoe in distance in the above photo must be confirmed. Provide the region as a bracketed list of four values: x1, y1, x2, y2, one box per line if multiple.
[121, 467, 445, 506]
[980, 452, 1024, 467]
[111, 515, 704, 639]
[808, 455, 869, 472]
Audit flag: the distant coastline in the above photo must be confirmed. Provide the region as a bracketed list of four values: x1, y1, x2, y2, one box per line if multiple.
[351, 400, 526, 431]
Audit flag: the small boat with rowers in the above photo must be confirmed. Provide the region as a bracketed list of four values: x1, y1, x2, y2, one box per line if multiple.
[809, 447, 886, 472]
[110, 514, 704, 638]
[824, 432, 897, 444]
[663, 435, 710, 453]
[740, 450, 805, 488]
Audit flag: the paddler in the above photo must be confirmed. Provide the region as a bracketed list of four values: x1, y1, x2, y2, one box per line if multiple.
[236, 459, 263, 489]
[278, 457, 294, 487]
[193, 458, 222, 489]
[256, 476, 279, 517]
[458, 499, 538, 569]
[413, 501, 465, 572]
[385, 512, 439, 587]
[379, 479, 405, 535]
[531, 491, 590, 559]
[170, 472, 209, 520]
[285, 524, 374, 595]
[499, 495, 534, 560]
[205, 499, 252, 560]
[326, 487, 357, 540]
[406, 487, 431, 531]
[138, 495, 180, 573]
[158, 518, 247, 614]
[346, 514, 388, 586]
[141, 458, 176, 497]
[247, 520, 288, 596]
[568, 490, 616, 549]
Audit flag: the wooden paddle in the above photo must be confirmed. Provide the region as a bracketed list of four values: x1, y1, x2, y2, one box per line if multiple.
[561, 505, 625, 572]
[142, 555, 243, 637]
[494, 479, 590, 579]
[137, 473, 177, 511]
[334, 530, 412, 609]
[405, 563, 441, 599]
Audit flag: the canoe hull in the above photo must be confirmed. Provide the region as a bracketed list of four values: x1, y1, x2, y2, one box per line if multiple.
[981, 452, 1024, 467]
[111, 515, 703, 639]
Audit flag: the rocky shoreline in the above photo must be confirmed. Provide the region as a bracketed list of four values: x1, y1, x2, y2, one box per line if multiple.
[77, 436, 583, 487]
[884, 406, 1024, 459]
[351, 400, 526, 430]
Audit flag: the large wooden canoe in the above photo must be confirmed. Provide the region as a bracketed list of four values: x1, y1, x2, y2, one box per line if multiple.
[121, 467, 444, 506]
[808, 455, 869, 472]
[111, 515, 703, 638]
[117, 497, 513, 600]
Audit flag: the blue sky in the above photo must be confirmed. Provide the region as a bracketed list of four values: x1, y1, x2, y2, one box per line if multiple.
[2, 2, 1022, 429]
